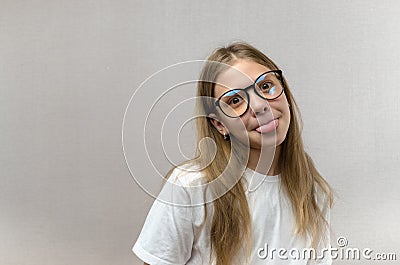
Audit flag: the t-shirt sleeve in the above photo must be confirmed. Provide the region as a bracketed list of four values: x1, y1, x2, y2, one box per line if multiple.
[132, 170, 194, 265]
[307, 186, 333, 265]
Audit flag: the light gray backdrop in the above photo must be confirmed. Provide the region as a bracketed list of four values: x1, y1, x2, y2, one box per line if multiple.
[1, 0, 399, 264]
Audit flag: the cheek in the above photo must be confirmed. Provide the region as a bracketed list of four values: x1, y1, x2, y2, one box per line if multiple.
[281, 93, 290, 108]
[273, 95, 290, 115]
[224, 117, 251, 135]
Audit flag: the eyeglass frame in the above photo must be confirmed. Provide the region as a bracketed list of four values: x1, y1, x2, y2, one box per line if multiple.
[214, 69, 285, 118]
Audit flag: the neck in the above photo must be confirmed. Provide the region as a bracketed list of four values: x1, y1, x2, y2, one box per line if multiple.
[246, 145, 281, 176]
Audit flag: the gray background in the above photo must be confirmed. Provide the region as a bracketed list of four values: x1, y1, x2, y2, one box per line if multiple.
[1, 0, 399, 264]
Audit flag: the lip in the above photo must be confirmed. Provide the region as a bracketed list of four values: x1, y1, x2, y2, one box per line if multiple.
[254, 117, 280, 130]
[253, 117, 279, 133]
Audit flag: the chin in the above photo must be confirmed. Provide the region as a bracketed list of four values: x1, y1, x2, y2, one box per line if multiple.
[251, 130, 287, 149]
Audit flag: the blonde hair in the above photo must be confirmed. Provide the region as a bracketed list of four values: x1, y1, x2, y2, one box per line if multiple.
[164, 41, 335, 265]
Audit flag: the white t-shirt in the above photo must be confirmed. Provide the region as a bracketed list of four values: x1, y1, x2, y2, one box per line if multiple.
[132, 165, 332, 265]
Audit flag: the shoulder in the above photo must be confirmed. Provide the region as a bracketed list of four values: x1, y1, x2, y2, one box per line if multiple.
[167, 162, 206, 187]
[157, 162, 208, 206]
[313, 181, 333, 216]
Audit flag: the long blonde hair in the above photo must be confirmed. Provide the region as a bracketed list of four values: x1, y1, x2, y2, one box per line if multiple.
[164, 41, 335, 265]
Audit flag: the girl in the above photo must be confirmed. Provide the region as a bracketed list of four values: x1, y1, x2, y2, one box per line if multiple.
[133, 42, 335, 265]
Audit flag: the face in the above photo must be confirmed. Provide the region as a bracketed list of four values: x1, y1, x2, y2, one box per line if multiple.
[209, 59, 291, 150]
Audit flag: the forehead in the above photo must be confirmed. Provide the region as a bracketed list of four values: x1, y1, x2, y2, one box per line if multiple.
[214, 60, 272, 99]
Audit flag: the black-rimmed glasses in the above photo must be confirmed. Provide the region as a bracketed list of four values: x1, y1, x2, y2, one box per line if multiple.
[215, 70, 285, 118]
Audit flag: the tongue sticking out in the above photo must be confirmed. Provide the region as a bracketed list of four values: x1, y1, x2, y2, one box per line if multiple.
[255, 119, 279, 134]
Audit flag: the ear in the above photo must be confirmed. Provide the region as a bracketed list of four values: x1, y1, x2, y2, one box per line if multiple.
[208, 113, 228, 135]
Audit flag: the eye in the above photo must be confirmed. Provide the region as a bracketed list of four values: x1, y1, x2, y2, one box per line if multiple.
[260, 81, 273, 91]
[229, 96, 243, 105]
[221, 89, 246, 106]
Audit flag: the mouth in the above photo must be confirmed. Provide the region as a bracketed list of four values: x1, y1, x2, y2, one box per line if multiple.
[254, 118, 279, 134]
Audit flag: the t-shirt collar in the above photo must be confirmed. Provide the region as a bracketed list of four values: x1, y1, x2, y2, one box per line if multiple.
[244, 167, 280, 192]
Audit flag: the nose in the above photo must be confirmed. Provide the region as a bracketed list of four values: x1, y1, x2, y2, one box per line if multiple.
[248, 89, 270, 116]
